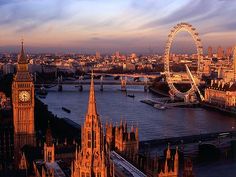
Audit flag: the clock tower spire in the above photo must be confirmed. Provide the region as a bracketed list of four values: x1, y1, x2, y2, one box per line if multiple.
[12, 41, 35, 167]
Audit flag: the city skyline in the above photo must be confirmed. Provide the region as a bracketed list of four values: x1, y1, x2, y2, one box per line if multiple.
[0, 0, 236, 53]
[1, 1, 236, 176]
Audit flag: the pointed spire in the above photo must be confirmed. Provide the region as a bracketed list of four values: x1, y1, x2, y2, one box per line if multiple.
[135, 123, 139, 140]
[87, 70, 98, 116]
[174, 146, 179, 173]
[18, 39, 27, 64]
[164, 157, 168, 173]
[131, 122, 134, 132]
[175, 146, 179, 160]
[120, 119, 123, 127]
[166, 143, 171, 159]
[75, 143, 78, 161]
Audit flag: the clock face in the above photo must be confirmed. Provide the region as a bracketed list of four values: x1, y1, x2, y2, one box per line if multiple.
[19, 91, 31, 102]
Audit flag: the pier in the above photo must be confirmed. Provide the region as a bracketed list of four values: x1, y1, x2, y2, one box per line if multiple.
[201, 102, 236, 116]
[140, 99, 199, 108]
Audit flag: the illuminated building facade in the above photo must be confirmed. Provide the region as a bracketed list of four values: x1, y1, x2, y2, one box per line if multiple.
[105, 120, 139, 158]
[12, 42, 36, 166]
[208, 46, 213, 58]
[71, 75, 112, 177]
[182, 158, 195, 177]
[145, 145, 179, 177]
[205, 80, 236, 107]
[217, 46, 224, 59]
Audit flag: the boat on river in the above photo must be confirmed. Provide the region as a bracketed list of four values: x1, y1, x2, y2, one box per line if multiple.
[36, 86, 48, 96]
[154, 104, 166, 110]
[62, 107, 71, 113]
[127, 94, 135, 98]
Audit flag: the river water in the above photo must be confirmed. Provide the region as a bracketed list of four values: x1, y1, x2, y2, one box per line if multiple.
[40, 84, 236, 141]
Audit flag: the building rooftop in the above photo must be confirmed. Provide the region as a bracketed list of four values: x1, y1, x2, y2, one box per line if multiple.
[110, 151, 146, 177]
[45, 161, 66, 177]
[208, 81, 236, 91]
[34, 160, 70, 177]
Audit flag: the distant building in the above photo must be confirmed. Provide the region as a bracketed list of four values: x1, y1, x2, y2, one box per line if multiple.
[145, 145, 179, 177]
[96, 51, 101, 59]
[205, 80, 236, 107]
[0, 92, 11, 110]
[226, 47, 232, 59]
[44, 126, 55, 163]
[115, 51, 120, 58]
[202, 59, 211, 76]
[217, 67, 235, 83]
[42, 65, 57, 73]
[3, 63, 15, 75]
[158, 145, 178, 177]
[217, 46, 224, 59]
[234, 46, 236, 81]
[208, 46, 213, 59]
[28, 64, 43, 73]
[182, 158, 195, 177]
[123, 63, 135, 71]
[33, 126, 70, 177]
[105, 120, 139, 158]
[131, 53, 137, 59]
[0, 97, 14, 170]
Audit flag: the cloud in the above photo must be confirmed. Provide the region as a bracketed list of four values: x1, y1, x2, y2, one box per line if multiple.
[141, 0, 212, 29]
[0, 0, 72, 32]
[0, 0, 236, 53]
[0, 0, 16, 6]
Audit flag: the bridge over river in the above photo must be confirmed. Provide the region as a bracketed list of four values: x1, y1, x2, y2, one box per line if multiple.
[140, 130, 236, 156]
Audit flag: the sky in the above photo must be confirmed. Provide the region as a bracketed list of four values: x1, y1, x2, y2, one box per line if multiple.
[0, 0, 236, 54]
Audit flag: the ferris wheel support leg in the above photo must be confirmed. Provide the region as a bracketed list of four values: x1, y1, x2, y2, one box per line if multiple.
[120, 77, 127, 92]
[79, 77, 83, 92]
[100, 76, 104, 92]
[144, 77, 148, 92]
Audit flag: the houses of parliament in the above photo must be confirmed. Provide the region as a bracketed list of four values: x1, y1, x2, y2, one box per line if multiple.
[0, 42, 191, 177]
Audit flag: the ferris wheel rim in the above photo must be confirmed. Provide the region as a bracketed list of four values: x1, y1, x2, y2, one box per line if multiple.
[164, 22, 203, 98]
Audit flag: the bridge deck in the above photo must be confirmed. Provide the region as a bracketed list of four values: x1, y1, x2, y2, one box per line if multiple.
[140, 130, 236, 149]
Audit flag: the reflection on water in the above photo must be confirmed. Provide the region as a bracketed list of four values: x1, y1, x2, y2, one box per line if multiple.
[41, 84, 236, 141]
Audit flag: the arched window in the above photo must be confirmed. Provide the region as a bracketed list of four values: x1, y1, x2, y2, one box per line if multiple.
[97, 172, 101, 177]
[93, 131, 96, 148]
[81, 172, 85, 177]
[88, 131, 91, 148]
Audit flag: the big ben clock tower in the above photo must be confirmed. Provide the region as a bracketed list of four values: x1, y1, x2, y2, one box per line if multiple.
[12, 41, 35, 165]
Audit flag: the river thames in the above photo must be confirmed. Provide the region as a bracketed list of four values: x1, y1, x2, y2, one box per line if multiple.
[39, 83, 236, 141]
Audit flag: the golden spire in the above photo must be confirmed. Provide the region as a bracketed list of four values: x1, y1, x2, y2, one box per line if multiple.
[18, 39, 27, 64]
[87, 70, 98, 116]
[166, 143, 171, 159]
